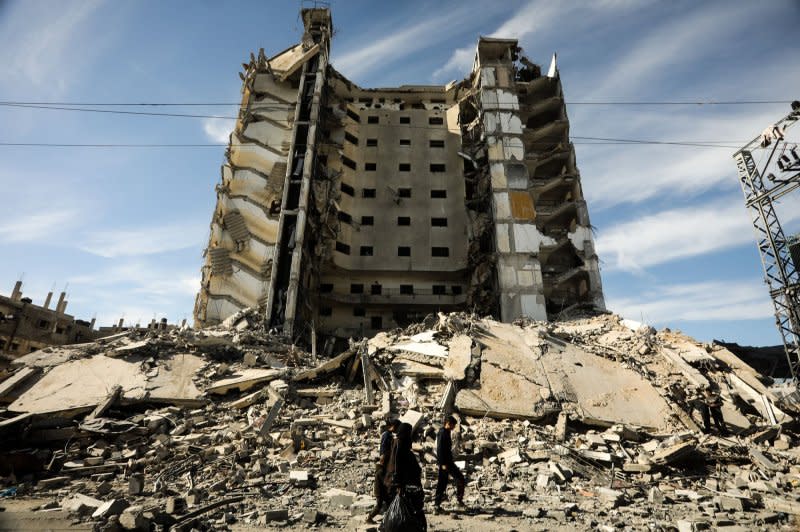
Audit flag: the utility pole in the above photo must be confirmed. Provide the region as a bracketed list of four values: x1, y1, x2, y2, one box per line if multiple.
[733, 101, 800, 381]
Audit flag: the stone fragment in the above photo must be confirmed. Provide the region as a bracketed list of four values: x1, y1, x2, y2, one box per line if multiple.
[263, 508, 289, 521]
[92, 498, 130, 519]
[289, 470, 310, 486]
[61, 493, 103, 516]
[119, 505, 150, 531]
[128, 473, 145, 495]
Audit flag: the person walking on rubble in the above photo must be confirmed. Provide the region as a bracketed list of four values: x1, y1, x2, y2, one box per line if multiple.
[434, 415, 465, 513]
[383, 422, 427, 530]
[366, 419, 400, 524]
[700, 386, 728, 436]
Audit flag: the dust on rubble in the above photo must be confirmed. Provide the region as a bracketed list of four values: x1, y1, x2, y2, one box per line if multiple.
[0, 309, 798, 530]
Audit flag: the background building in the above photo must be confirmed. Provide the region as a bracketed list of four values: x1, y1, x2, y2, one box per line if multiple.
[194, 8, 604, 339]
[0, 281, 96, 357]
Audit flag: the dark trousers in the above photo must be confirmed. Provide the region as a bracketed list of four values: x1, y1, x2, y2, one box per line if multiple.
[434, 462, 464, 506]
[368, 464, 387, 519]
[701, 405, 727, 434]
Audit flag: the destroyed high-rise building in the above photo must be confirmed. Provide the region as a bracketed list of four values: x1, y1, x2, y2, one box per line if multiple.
[194, 8, 604, 338]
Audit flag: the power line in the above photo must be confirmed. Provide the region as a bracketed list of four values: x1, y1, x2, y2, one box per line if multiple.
[0, 99, 792, 106]
[0, 140, 747, 149]
[0, 103, 756, 144]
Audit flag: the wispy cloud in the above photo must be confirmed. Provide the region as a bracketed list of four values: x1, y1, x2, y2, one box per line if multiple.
[0, 209, 82, 243]
[202, 118, 233, 143]
[585, 2, 762, 100]
[433, 0, 563, 80]
[575, 101, 799, 209]
[79, 221, 207, 258]
[433, 0, 648, 80]
[67, 260, 200, 326]
[608, 279, 774, 323]
[0, 0, 107, 92]
[334, 4, 488, 80]
[596, 195, 800, 272]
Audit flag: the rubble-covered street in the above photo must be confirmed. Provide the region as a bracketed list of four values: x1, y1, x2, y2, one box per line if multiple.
[1, 310, 800, 531]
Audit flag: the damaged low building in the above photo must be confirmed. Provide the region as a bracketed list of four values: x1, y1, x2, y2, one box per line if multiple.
[194, 8, 604, 338]
[0, 281, 96, 358]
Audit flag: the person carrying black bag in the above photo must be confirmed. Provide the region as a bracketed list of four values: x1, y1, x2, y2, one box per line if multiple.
[381, 422, 426, 532]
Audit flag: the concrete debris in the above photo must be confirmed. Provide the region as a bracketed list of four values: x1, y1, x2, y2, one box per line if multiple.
[1, 310, 800, 530]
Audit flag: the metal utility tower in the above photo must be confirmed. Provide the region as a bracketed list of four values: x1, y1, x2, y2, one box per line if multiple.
[733, 102, 800, 381]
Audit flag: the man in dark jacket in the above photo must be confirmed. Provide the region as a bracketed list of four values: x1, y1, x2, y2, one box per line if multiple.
[434, 415, 465, 512]
[367, 419, 400, 523]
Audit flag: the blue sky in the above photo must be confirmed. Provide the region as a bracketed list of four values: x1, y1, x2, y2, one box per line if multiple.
[0, 0, 797, 345]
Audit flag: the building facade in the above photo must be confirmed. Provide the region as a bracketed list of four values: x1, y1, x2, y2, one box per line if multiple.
[194, 9, 604, 339]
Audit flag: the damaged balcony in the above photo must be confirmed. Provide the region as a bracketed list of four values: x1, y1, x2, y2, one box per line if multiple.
[520, 96, 564, 130]
[516, 76, 560, 105]
[533, 199, 578, 225]
[522, 119, 569, 153]
[525, 145, 575, 178]
[528, 173, 577, 198]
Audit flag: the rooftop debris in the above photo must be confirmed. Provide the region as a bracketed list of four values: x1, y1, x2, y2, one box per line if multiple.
[1, 309, 799, 530]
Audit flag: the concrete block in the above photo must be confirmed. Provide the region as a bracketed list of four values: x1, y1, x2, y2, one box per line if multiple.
[289, 470, 309, 486]
[263, 508, 289, 522]
[165, 497, 185, 515]
[399, 410, 424, 433]
[499, 448, 522, 465]
[61, 493, 102, 516]
[325, 488, 357, 508]
[92, 499, 130, 519]
[128, 473, 145, 495]
[119, 505, 150, 531]
[718, 494, 745, 512]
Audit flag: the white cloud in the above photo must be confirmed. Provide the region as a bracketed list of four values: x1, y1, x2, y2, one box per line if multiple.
[596, 195, 800, 272]
[433, 0, 648, 80]
[334, 4, 487, 80]
[608, 279, 774, 323]
[67, 260, 200, 327]
[585, 2, 762, 100]
[0, 210, 82, 243]
[433, 1, 564, 80]
[79, 221, 207, 258]
[433, 47, 474, 81]
[202, 118, 233, 143]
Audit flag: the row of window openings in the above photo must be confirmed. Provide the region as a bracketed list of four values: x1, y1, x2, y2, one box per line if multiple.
[341, 159, 446, 173]
[346, 111, 444, 126]
[318, 308, 383, 327]
[337, 212, 447, 227]
[335, 243, 450, 257]
[344, 134, 445, 149]
[340, 184, 447, 199]
[320, 284, 463, 296]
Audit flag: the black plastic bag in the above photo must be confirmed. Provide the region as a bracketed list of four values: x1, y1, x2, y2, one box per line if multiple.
[381, 492, 424, 532]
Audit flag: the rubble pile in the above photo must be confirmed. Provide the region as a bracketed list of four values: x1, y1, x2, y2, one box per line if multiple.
[1, 310, 800, 530]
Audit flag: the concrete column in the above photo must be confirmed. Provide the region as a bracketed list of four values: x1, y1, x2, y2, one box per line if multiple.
[10, 281, 22, 301]
[55, 292, 67, 315]
[43, 292, 53, 310]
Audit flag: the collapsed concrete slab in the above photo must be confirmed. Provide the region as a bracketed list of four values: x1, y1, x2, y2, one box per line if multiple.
[8, 353, 205, 416]
[455, 320, 674, 430]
